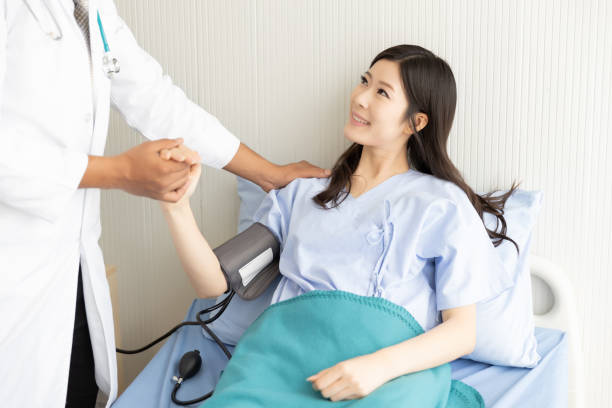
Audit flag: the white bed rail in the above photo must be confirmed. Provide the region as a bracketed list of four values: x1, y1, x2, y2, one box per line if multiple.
[529, 254, 584, 408]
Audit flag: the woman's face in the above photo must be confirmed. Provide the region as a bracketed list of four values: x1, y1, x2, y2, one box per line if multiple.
[344, 59, 412, 150]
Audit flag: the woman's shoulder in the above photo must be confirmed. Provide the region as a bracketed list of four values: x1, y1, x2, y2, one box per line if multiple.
[398, 170, 468, 205]
[269, 177, 329, 207]
[392, 170, 478, 226]
[280, 176, 329, 195]
[400, 173, 492, 254]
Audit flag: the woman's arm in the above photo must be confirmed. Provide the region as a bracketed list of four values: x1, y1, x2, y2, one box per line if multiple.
[159, 163, 228, 298]
[308, 304, 476, 401]
[376, 304, 476, 377]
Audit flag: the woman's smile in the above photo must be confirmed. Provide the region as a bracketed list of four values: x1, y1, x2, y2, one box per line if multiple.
[350, 111, 370, 127]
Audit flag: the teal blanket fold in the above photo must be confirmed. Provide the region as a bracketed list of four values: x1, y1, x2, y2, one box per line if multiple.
[203, 290, 483, 407]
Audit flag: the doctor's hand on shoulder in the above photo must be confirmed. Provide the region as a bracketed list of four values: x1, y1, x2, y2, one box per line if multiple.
[79, 138, 200, 203]
[223, 143, 331, 192]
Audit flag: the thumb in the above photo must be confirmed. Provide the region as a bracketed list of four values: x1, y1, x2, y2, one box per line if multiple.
[190, 163, 202, 178]
[162, 186, 187, 203]
[152, 138, 184, 151]
[300, 163, 331, 178]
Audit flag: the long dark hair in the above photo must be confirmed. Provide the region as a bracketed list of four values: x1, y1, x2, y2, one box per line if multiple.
[314, 45, 519, 252]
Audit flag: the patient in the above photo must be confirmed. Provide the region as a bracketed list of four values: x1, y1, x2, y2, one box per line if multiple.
[160, 44, 518, 402]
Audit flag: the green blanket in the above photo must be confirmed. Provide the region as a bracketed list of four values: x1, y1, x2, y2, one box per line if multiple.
[203, 290, 483, 407]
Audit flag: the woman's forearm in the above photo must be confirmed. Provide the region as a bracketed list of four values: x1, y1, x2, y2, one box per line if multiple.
[161, 204, 228, 298]
[374, 305, 476, 381]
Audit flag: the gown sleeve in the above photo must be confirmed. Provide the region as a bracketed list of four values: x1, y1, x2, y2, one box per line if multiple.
[418, 195, 513, 311]
[252, 179, 302, 246]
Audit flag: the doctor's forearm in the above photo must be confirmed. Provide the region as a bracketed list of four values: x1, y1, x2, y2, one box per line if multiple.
[223, 143, 279, 192]
[223, 143, 330, 191]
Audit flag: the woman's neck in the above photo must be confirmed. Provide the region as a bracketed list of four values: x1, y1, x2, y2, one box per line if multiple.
[350, 146, 410, 198]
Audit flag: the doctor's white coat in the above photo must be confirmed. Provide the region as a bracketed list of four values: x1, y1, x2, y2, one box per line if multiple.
[0, 1, 239, 406]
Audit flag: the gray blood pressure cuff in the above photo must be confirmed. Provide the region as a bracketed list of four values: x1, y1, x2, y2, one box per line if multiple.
[213, 222, 281, 300]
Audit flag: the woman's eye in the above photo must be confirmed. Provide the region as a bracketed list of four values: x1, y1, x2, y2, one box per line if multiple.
[360, 75, 368, 85]
[378, 89, 389, 98]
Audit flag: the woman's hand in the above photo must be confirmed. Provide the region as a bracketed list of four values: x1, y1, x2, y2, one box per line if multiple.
[159, 144, 201, 165]
[159, 162, 202, 212]
[157, 144, 202, 211]
[307, 353, 391, 401]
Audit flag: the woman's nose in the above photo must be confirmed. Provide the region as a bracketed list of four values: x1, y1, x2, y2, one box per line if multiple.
[353, 87, 369, 109]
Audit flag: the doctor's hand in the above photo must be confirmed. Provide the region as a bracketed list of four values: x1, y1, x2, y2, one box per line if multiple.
[81, 138, 194, 202]
[307, 353, 391, 401]
[223, 144, 330, 193]
[112, 138, 194, 202]
[268, 161, 332, 191]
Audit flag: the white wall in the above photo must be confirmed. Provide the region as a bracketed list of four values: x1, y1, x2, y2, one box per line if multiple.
[101, 0, 611, 403]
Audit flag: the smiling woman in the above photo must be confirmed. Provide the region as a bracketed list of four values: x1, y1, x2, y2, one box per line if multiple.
[315, 45, 518, 252]
[154, 44, 524, 404]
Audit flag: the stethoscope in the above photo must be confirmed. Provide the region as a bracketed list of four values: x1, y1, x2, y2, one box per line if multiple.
[23, 0, 120, 78]
[96, 11, 120, 77]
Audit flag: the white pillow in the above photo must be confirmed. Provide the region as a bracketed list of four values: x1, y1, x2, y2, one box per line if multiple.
[210, 178, 542, 368]
[464, 189, 543, 367]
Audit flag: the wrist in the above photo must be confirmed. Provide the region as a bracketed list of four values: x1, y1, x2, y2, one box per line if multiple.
[259, 162, 282, 191]
[108, 154, 130, 190]
[81, 155, 124, 189]
[160, 201, 191, 217]
[372, 347, 406, 381]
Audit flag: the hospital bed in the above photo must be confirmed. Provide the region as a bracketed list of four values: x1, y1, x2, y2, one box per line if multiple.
[110, 253, 583, 407]
[530, 255, 584, 408]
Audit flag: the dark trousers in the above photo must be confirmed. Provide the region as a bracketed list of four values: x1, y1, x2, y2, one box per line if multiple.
[65, 267, 99, 407]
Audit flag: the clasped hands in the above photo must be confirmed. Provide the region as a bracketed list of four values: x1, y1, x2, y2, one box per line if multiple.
[113, 138, 200, 203]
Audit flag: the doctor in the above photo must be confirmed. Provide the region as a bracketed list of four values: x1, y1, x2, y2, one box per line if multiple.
[0, 1, 328, 407]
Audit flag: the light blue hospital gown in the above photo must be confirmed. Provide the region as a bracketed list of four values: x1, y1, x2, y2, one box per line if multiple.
[253, 169, 512, 331]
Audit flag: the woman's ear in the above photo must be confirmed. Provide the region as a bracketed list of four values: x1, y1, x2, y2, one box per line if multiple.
[403, 113, 429, 135]
[414, 113, 428, 133]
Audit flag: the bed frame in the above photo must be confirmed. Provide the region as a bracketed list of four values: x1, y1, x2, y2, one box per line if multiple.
[529, 254, 584, 408]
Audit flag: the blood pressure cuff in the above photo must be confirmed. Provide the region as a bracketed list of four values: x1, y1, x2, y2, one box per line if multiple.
[213, 222, 280, 300]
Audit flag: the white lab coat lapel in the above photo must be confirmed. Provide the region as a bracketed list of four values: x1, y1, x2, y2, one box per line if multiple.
[80, 0, 117, 405]
[89, 0, 111, 156]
